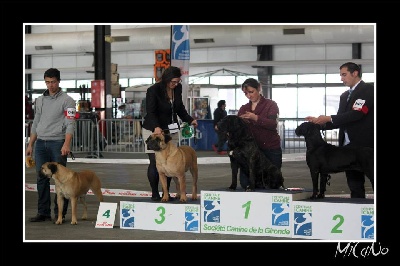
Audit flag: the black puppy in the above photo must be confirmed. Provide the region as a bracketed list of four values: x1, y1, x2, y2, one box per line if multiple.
[295, 122, 374, 199]
[217, 115, 284, 191]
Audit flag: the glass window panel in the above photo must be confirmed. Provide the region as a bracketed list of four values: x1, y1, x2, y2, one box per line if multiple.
[362, 73, 375, 83]
[272, 74, 297, 84]
[326, 73, 341, 83]
[298, 74, 325, 83]
[325, 87, 348, 115]
[119, 78, 128, 87]
[298, 87, 325, 118]
[77, 80, 92, 88]
[129, 78, 153, 86]
[189, 76, 209, 84]
[210, 75, 236, 85]
[235, 75, 258, 85]
[60, 80, 76, 89]
[273, 87, 297, 119]
[32, 81, 46, 89]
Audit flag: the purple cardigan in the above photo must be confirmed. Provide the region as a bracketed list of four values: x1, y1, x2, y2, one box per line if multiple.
[237, 96, 281, 150]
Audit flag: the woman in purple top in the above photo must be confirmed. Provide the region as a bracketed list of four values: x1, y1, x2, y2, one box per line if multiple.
[237, 78, 282, 189]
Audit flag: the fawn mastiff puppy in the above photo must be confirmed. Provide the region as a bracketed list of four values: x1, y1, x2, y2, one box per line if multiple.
[145, 133, 198, 202]
[39, 162, 104, 225]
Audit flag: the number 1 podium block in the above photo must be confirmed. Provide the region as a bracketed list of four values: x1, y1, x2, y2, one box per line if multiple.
[200, 190, 312, 238]
[291, 198, 375, 241]
[119, 200, 200, 233]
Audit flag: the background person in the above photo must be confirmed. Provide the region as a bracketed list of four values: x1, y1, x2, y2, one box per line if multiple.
[237, 78, 282, 189]
[26, 68, 76, 222]
[212, 99, 228, 155]
[142, 66, 198, 201]
[305, 62, 374, 198]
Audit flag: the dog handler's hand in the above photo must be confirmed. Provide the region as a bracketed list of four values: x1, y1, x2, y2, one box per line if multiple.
[154, 127, 163, 135]
[191, 120, 198, 128]
[61, 144, 70, 156]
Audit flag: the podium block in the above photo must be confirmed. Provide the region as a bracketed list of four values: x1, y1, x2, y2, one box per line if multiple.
[200, 190, 311, 237]
[291, 198, 374, 241]
[119, 200, 200, 233]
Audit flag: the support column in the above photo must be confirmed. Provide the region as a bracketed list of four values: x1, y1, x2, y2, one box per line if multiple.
[25, 25, 32, 101]
[352, 43, 362, 71]
[94, 25, 112, 119]
[256, 45, 273, 99]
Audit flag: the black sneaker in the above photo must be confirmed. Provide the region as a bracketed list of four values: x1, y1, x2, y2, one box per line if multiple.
[30, 214, 52, 222]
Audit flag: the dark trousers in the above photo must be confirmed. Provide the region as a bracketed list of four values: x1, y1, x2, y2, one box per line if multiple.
[215, 131, 227, 152]
[34, 139, 69, 217]
[345, 170, 367, 198]
[344, 143, 373, 198]
[239, 147, 282, 189]
[147, 153, 171, 196]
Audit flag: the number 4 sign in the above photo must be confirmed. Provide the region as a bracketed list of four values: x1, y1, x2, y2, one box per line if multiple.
[95, 202, 118, 228]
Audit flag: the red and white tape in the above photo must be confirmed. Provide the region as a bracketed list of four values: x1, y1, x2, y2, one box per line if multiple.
[25, 183, 200, 198]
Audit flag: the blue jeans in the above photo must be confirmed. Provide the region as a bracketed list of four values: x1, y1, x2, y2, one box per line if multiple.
[240, 147, 283, 189]
[34, 139, 69, 217]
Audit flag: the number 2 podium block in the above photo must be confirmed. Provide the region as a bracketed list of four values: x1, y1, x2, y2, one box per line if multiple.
[200, 190, 311, 238]
[291, 198, 375, 240]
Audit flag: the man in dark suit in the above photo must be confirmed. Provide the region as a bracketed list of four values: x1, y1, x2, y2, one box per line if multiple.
[305, 62, 374, 198]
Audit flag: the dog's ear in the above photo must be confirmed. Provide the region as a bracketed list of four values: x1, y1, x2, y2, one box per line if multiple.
[164, 134, 172, 143]
[48, 163, 58, 174]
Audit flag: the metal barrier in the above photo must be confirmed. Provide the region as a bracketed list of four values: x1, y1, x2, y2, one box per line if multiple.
[25, 118, 340, 157]
[97, 118, 145, 154]
[71, 119, 102, 158]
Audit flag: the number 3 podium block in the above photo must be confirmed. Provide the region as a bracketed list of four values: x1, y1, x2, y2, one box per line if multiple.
[200, 190, 311, 238]
[119, 200, 200, 233]
[291, 198, 374, 240]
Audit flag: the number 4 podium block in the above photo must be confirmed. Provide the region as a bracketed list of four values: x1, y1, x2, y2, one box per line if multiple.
[200, 189, 312, 238]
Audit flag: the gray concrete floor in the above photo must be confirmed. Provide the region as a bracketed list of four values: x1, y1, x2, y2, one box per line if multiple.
[23, 151, 374, 242]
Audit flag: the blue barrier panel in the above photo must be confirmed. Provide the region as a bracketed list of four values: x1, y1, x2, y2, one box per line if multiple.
[190, 119, 227, 151]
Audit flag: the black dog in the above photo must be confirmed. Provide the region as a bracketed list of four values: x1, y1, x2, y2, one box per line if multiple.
[217, 115, 284, 191]
[295, 122, 374, 199]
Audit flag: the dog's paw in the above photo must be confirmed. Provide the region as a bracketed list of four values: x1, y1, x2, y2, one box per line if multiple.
[245, 186, 255, 192]
[70, 220, 78, 225]
[179, 196, 188, 203]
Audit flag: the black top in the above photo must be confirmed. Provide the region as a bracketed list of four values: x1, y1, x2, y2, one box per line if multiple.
[325, 80, 374, 148]
[142, 82, 194, 132]
[213, 107, 227, 127]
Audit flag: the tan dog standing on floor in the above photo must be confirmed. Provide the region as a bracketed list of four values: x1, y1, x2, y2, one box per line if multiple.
[39, 162, 104, 225]
[145, 133, 198, 202]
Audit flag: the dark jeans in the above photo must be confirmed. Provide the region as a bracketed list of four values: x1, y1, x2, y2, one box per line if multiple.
[240, 147, 283, 189]
[34, 139, 69, 217]
[214, 131, 227, 152]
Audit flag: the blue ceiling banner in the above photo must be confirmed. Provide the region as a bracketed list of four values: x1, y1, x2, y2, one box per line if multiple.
[171, 25, 190, 107]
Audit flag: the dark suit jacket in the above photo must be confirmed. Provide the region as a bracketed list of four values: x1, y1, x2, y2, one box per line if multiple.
[142, 82, 194, 132]
[325, 80, 374, 148]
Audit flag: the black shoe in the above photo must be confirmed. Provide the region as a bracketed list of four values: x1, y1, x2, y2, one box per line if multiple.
[151, 194, 161, 201]
[54, 215, 66, 223]
[30, 214, 51, 222]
